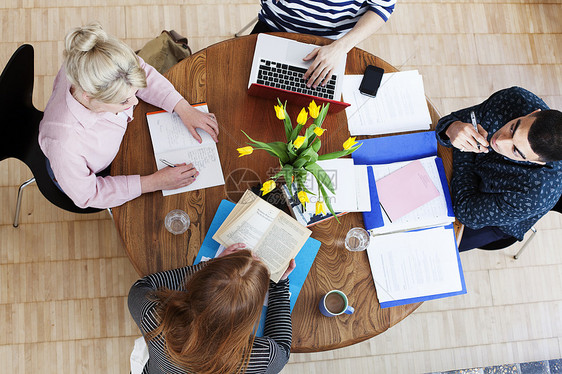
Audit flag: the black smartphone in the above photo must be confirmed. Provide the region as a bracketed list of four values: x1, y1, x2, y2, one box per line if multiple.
[359, 65, 384, 98]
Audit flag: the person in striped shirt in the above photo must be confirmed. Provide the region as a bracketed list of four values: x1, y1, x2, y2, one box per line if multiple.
[252, 0, 396, 88]
[128, 243, 296, 374]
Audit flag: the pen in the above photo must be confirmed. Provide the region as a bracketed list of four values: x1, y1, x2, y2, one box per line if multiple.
[470, 111, 480, 150]
[159, 159, 176, 168]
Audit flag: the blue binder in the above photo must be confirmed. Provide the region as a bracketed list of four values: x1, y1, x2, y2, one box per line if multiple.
[194, 200, 321, 336]
[352, 131, 454, 231]
[353, 132, 466, 307]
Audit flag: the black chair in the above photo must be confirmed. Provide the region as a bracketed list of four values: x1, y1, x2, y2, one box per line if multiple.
[0, 44, 105, 227]
[479, 195, 562, 259]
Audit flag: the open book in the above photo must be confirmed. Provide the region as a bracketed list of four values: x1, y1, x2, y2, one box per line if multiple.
[146, 103, 225, 196]
[213, 190, 311, 282]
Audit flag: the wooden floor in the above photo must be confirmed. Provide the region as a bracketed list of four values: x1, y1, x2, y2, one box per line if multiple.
[1, 1, 561, 373]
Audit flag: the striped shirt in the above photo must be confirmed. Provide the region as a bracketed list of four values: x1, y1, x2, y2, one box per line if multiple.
[128, 263, 292, 374]
[258, 0, 396, 39]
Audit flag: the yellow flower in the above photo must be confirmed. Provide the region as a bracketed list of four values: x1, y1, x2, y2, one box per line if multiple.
[315, 201, 326, 215]
[297, 108, 308, 125]
[293, 136, 306, 149]
[236, 146, 253, 157]
[260, 180, 276, 196]
[313, 127, 326, 136]
[308, 100, 320, 119]
[343, 137, 358, 150]
[297, 191, 310, 205]
[274, 105, 285, 120]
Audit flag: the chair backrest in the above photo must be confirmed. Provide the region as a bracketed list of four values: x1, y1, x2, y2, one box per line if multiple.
[552, 194, 562, 215]
[0, 44, 102, 214]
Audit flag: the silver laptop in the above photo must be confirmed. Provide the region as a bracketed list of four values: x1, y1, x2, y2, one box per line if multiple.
[248, 34, 347, 102]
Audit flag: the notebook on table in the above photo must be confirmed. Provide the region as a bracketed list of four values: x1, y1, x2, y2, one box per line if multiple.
[247, 34, 350, 113]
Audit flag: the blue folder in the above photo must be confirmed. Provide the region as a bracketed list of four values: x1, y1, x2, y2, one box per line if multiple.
[194, 200, 321, 336]
[352, 132, 466, 307]
[352, 131, 454, 231]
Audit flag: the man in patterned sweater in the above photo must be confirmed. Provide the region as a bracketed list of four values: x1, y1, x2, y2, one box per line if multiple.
[435, 87, 562, 251]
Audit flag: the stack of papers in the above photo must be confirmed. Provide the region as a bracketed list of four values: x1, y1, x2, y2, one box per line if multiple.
[366, 225, 466, 308]
[342, 70, 431, 136]
[303, 159, 371, 214]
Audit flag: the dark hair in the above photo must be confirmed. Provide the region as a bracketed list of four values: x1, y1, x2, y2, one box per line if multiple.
[528, 110, 562, 162]
[145, 250, 270, 374]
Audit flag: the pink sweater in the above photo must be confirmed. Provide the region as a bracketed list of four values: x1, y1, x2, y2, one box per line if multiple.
[39, 58, 183, 209]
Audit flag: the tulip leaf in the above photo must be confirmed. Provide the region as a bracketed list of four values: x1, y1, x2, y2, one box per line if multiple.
[311, 138, 321, 153]
[317, 143, 362, 161]
[305, 163, 335, 194]
[318, 182, 339, 223]
[277, 98, 294, 142]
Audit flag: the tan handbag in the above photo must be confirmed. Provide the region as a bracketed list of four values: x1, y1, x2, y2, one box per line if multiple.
[137, 30, 192, 74]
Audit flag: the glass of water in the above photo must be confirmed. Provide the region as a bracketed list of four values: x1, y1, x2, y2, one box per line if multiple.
[164, 209, 190, 235]
[345, 227, 370, 251]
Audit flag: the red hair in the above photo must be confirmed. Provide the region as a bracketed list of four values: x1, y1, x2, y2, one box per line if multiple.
[146, 250, 270, 374]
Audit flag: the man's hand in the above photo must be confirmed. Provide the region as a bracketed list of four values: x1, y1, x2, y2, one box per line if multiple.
[445, 120, 489, 153]
[174, 99, 219, 143]
[140, 163, 198, 193]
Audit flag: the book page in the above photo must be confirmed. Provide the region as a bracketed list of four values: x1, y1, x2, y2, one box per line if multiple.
[254, 213, 310, 279]
[213, 190, 311, 282]
[366, 226, 463, 304]
[370, 156, 454, 235]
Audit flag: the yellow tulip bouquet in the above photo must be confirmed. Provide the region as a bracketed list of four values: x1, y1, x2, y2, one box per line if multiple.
[237, 99, 361, 220]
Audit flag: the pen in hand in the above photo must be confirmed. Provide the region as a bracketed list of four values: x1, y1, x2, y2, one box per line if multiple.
[470, 111, 480, 151]
[159, 159, 176, 168]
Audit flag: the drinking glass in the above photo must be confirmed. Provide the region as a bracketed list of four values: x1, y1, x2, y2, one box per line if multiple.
[344, 227, 370, 251]
[164, 209, 190, 235]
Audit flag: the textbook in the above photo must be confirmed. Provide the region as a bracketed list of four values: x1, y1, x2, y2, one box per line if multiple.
[213, 190, 312, 282]
[194, 199, 321, 337]
[146, 103, 225, 196]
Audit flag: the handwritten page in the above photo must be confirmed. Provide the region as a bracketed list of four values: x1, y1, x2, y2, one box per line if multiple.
[369, 156, 454, 235]
[376, 159, 440, 222]
[343, 70, 431, 136]
[366, 226, 463, 306]
[146, 104, 225, 196]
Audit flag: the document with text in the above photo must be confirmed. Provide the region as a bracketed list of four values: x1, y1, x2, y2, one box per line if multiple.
[366, 225, 466, 308]
[213, 190, 311, 282]
[146, 104, 225, 196]
[343, 70, 431, 136]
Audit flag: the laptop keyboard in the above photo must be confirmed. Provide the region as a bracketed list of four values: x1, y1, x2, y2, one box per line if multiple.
[256, 59, 337, 99]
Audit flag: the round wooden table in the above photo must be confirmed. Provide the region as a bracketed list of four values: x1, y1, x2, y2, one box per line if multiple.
[111, 33, 455, 353]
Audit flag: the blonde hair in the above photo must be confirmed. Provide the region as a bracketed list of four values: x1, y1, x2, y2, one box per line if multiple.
[63, 22, 147, 103]
[146, 250, 270, 374]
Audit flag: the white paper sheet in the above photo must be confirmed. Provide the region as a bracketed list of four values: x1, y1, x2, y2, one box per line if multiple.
[366, 226, 462, 304]
[343, 70, 432, 136]
[146, 105, 225, 196]
[303, 159, 371, 214]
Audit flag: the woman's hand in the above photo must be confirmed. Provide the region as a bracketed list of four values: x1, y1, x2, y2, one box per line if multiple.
[280, 259, 296, 281]
[302, 42, 348, 88]
[174, 99, 219, 143]
[445, 120, 489, 153]
[140, 163, 198, 193]
[217, 243, 247, 257]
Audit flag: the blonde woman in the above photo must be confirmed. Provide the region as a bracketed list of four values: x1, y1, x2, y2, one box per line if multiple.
[38, 23, 219, 209]
[128, 244, 296, 374]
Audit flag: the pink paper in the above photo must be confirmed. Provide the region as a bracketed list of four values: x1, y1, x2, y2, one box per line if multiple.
[375, 160, 440, 221]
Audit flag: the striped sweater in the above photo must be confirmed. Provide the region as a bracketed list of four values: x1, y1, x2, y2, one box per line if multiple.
[128, 263, 292, 374]
[258, 0, 396, 39]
